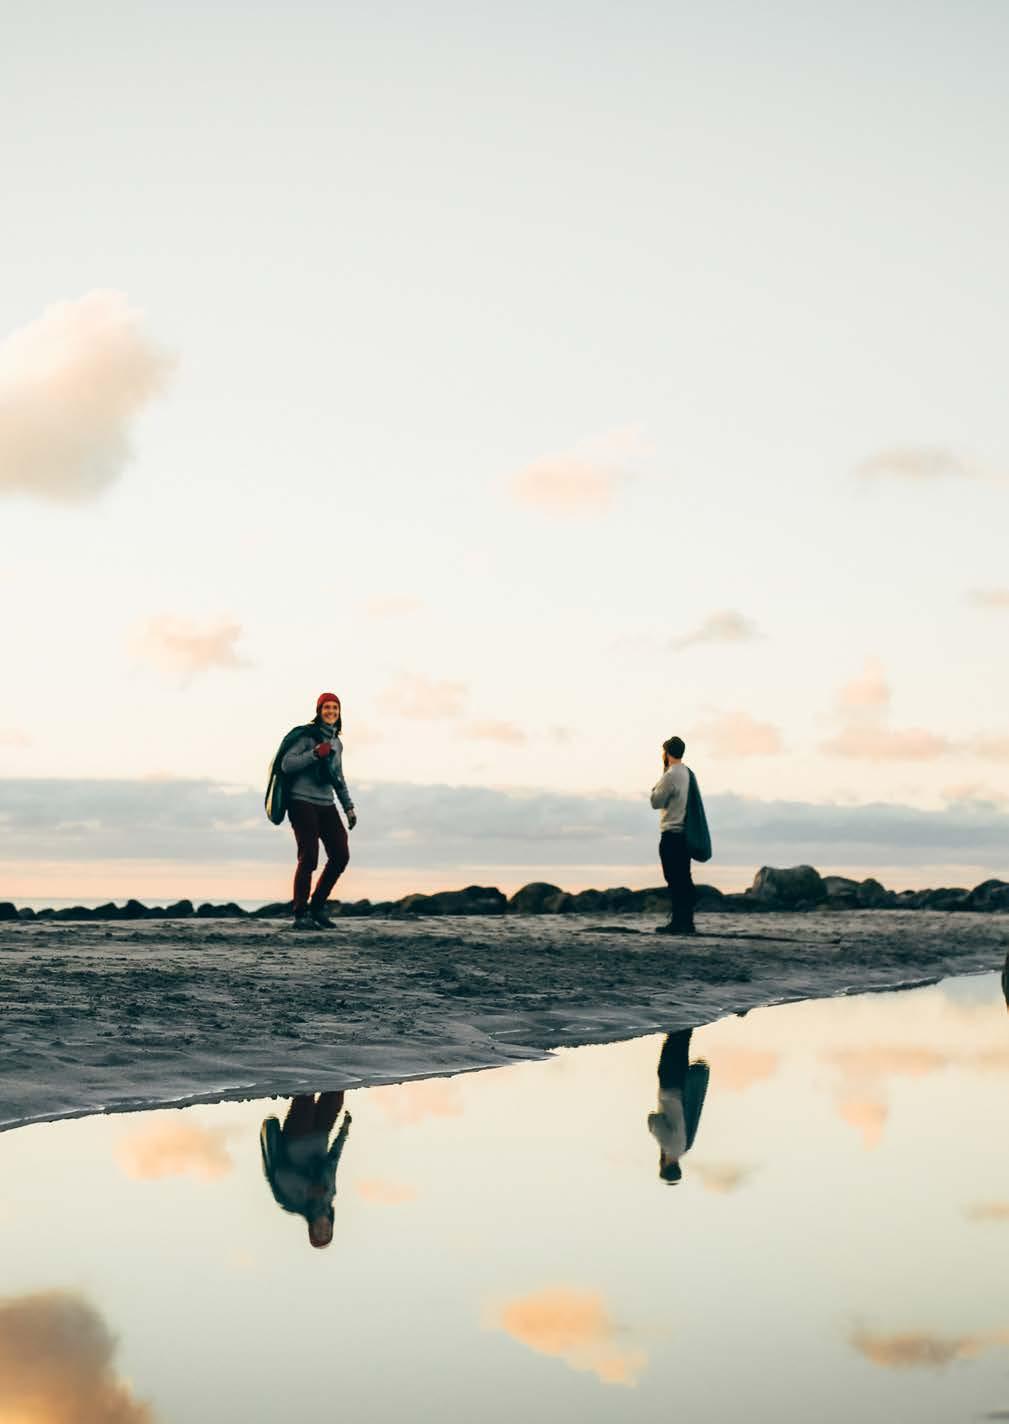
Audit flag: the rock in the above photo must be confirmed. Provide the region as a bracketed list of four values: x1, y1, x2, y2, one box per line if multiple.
[628, 887, 670, 914]
[0, 902, 18, 921]
[749, 865, 827, 908]
[913, 887, 971, 911]
[35, 908, 56, 919]
[566, 887, 635, 913]
[51, 906, 96, 920]
[856, 878, 896, 908]
[823, 876, 860, 907]
[92, 903, 121, 919]
[967, 879, 1009, 913]
[508, 883, 567, 914]
[17, 907, 36, 920]
[121, 899, 150, 919]
[339, 900, 374, 917]
[195, 902, 248, 919]
[397, 886, 507, 916]
[694, 884, 726, 912]
[163, 900, 196, 918]
[251, 901, 292, 919]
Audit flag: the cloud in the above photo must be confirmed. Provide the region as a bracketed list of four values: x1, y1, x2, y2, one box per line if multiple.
[488, 1287, 647, 1387]
[970, 736, 1009, 762]
[115, 1120, 235, 1181]
[380, 673, 468, 720]
[130, 616, 247, 681]
[372, 1078, 464, 1126]
[0, 729, 30, 748]
[821, 724, 952, 761]
[508, 428, 647, 515]
[464, 721, 528, 746]
[855, 447, 981, 482]
[838, 658, 890, 711]
[968, 589, 1009, 609]
[965, 1202, 1009, 1223]
[365, 595, 424, 618]
[693, 712, 784, 758]
[355, 1178, 418, 1205]
[0, 292, 173, 503]
[0, 1290, 156, 1422]
[671, 610, 760, 650]
[3, 778, 1009, 872]
[850, 1325, 1009, 1369]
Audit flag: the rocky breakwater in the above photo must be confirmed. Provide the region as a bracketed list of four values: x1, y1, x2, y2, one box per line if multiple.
[2, 869, 1007, 923]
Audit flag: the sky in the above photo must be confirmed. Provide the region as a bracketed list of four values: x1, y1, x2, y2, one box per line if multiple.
[1, 0, 1007, 898]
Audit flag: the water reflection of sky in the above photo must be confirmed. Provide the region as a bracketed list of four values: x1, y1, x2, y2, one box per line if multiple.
[1, 973, 1008, 1422]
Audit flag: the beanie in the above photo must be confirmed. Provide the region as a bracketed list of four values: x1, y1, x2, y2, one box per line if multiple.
[316, 692, 340, 712]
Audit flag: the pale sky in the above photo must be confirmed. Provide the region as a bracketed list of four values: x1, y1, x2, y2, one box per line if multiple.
[1, 1, 1007, 896]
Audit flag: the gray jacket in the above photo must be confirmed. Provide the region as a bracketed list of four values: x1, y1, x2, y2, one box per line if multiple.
[281, 726, 354, 813]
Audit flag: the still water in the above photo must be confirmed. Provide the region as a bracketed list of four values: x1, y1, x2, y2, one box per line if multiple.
[1, 973, 1007, 1422]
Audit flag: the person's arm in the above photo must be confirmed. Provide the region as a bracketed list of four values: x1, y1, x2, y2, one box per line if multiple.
[280, 734, 317, 775]
[327, 1112, 352, 1169]
[330, 744, 356, 822]
[650, 768, 678, 809]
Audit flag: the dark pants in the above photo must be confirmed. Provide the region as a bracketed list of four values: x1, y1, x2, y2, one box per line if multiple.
[659, 830, 695, 930]
[657, 1029, 692, 1091]
[289, 799, 349, 912]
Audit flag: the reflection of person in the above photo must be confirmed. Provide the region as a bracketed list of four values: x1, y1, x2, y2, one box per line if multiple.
[650, 735, 709, 935]
[647, 1030, 709, 1183]
[260, 1093, 352, 1248]
[1003, 951, 1008, 1012]
[279, 692, 357, 931]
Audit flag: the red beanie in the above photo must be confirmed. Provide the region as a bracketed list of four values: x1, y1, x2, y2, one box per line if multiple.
[316, 691, 340, 712]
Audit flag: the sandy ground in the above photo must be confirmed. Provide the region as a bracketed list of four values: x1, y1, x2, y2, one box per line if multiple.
[2, 910, 1006, 1131]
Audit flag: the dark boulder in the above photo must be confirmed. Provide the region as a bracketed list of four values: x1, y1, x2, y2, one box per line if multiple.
[398, 886, 507, 916]
[823, 876, 860, 907]
[164, 900, 196, 918]
[195, 902, 247, 918]
[508, 883, 567, 914]
[17, 907, 36, 920]
[51, 906, 96, 920]
[339, 899, 374, 917]
[251, 901, 292, 918]
[92, 903, 121, 919]
[913, 887, 971, 911]
[0, 902, 18, 921]
[856, 877, 896, 908]
[694, 884, 726, 912]
[628, 887, 670, 914]
[121, 899, 150, 919]
[566, 887, 635, 913]
[967, 879, 1009, 913]
[749, 865, 827, 908]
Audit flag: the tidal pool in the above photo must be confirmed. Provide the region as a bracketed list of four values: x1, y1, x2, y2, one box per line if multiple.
[1, 972, 1007, 1422]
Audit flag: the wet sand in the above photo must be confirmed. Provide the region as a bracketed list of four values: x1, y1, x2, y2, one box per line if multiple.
[1, 910, 1006, 1131]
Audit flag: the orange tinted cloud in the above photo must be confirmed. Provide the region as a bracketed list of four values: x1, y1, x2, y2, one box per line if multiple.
[373, 1077, 464, 1126]
[380, 673, 468, 720]
[355, 1178, 419, 1206]
[510, 457, 626, 514]
[366, 595, 424, 618]
[692, 1162, 753, 1193]
[708, 1048, 778, 1092]
[489, 1287, 647, 1387]
[0, 291, 173, 503]
[130, 616, 247, 681]
[464, 720, 527, 745]
[0, 1290, 156, 1421]
[694, 712, 783, 758]
[838, 658, 890, 710]
[851, 1326, 1009, 1369]
[822, 723, 951, 761]
[116, 1121, 235, 1181]
[856, 446, 979, 482]
[838, 1097, 887, 1150]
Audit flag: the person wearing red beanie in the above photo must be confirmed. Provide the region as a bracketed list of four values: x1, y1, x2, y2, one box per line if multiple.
[277, 693, 357, 930]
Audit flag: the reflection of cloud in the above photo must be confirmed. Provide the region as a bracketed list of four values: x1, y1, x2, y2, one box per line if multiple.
[851, 1325, 1009, 1369]
[838, 1097, 887, 1150]
[116, 1121, 235, 1181]
[691, 1162, 753, 1193]
[971, 736, 1009, 763]
[709, 1048, 778, 1093]
[0, 1290, 156, 1421]
[856, 447, 980, 482]
[463, 720, 527, 746]
[373, 1078, 464, 1126]
[0, 291, 173, 503]
[671, 610, 760, 650]
[489, 1287, 646, 1387]
[130, 616, 247, 681]
[380, 674, 468, 720]
[829, 1047, 946, 1079]
[693, 712, 783, 758]
[355, 1178, 418, 1206]
[965, 1202, 1009, 1223]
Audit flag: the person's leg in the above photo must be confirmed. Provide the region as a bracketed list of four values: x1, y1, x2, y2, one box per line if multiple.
[312, 1090, 345, 1135]
[310, 806, 350, 910]
[674, 839, 695, 931]
[289, 800, 321, 913]
[658, 833, 677, 924]
[657, 1030, 692, 1091]
[282, 1095, 318, 1138]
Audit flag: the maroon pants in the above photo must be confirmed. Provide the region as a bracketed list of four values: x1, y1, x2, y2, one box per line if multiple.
[289, 799, 349, 912]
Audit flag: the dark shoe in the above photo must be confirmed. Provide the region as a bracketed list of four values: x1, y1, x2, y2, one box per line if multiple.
[655, 921, 696, 936]
[291, 912, 320, 932]
[309, 907, 338, 930]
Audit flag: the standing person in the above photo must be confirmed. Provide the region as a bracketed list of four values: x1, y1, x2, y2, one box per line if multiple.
[650, 734, 710, 935]
[280, 693, 357, 931]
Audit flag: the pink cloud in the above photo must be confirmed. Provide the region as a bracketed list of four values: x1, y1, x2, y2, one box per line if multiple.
[695, 712, 784, 758]
[822, 724, 952, 761]
[380, 673, 468, 720]
[838, 658, 890, 710]
[488, 1287, 647, 1387]
[116, 1121, 235, 1181]
[130, 616, 247, 681]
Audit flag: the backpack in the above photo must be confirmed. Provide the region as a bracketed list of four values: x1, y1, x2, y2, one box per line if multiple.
[684, 769, 712, 863]
[264, 725, 311, 825]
